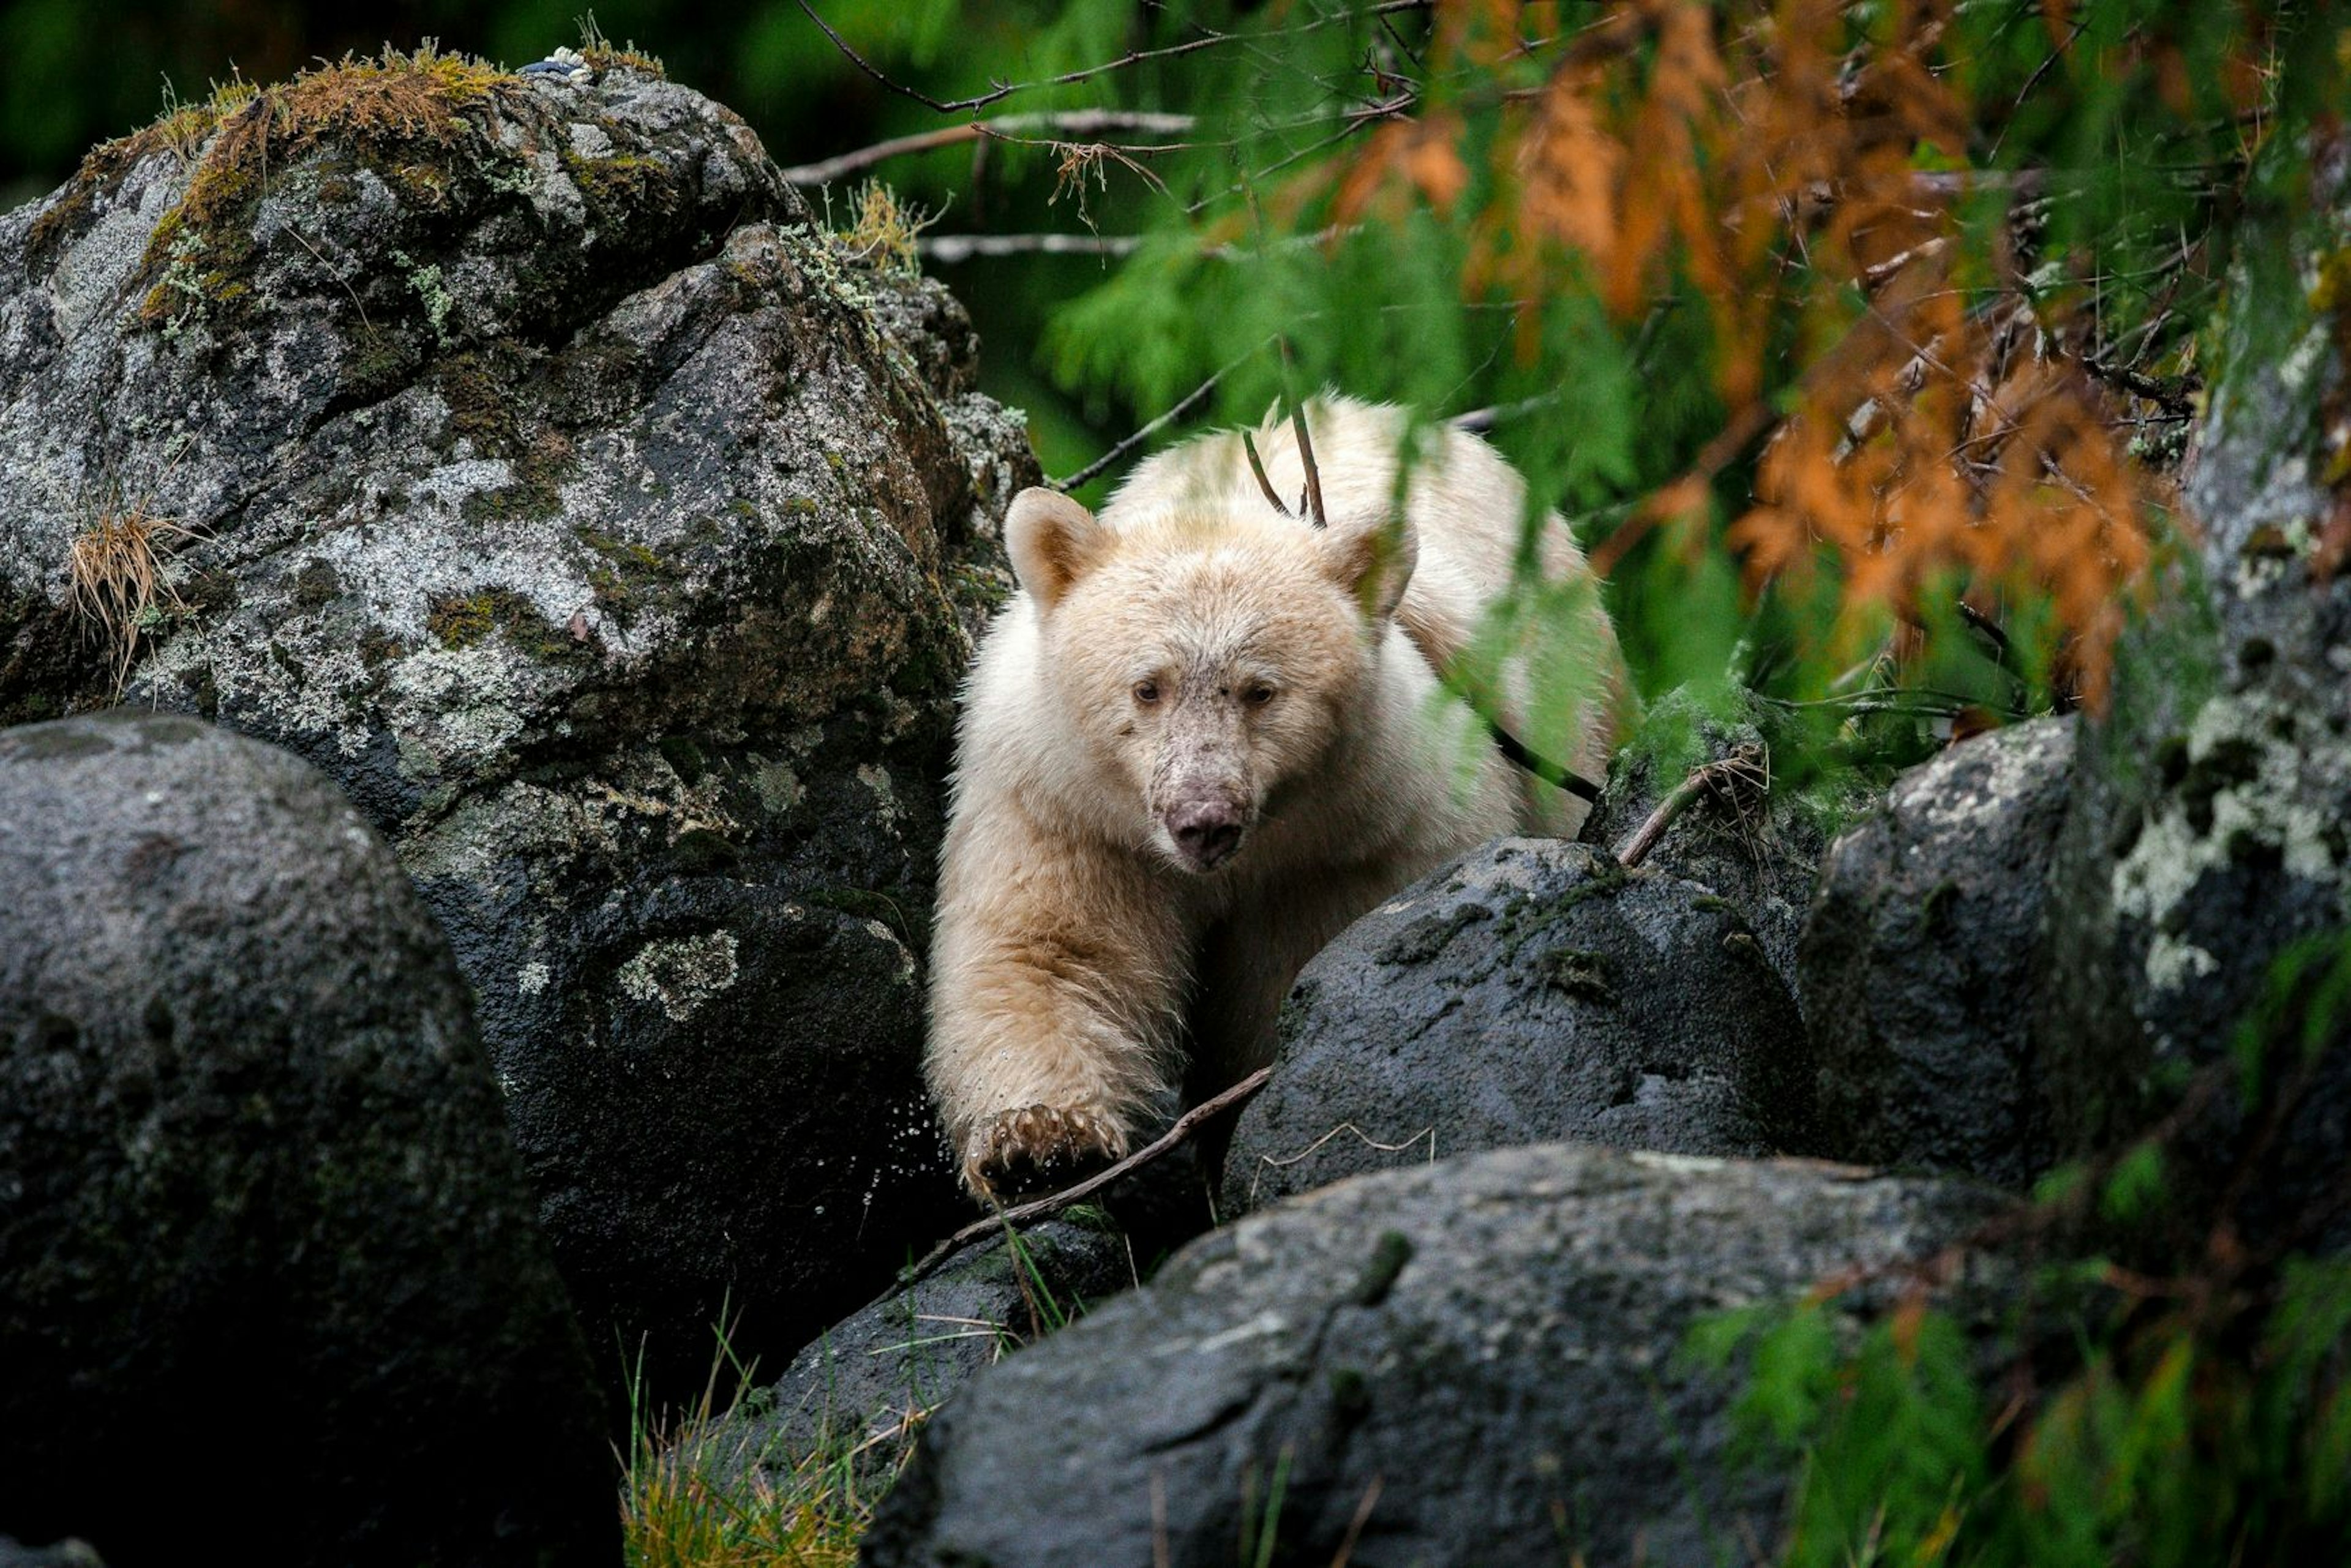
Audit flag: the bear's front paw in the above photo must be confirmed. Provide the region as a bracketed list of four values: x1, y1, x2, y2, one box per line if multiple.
[966, 1104, 1125, 1200]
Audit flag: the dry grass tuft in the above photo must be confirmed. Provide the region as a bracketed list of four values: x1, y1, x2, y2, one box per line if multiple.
[66, 487, 203, 693]
[836, 179, 939, 278]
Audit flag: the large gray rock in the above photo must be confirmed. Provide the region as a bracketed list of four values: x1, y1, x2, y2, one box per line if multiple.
[0, 52, 1036, 1369]
[1221, 839, 1815, 1215]
[1802, 717, 2076, 1187]
[2033, 129, 2351, 1247]
[0, 713, 612, 1567]
[864, 1144, 2003, 1568]
[716, 1218, 1134, 1493]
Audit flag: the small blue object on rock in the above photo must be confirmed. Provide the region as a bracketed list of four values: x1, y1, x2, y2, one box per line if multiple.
[519, 46, 593, 84]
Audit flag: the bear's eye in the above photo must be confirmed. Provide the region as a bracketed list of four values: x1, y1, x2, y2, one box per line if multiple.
[1132, 679, 1161, 705]
[1244, 684, 1277, 707]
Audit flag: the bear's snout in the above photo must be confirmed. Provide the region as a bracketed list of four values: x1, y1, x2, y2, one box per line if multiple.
[1163, 798, 1245, 872]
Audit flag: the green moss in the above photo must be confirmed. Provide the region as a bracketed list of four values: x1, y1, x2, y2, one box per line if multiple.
[130, 47, 513, 341]
[339, 322, 416, 402]
[579, 528, 680, 622]
[561, 149, 683, 232]
[673, 828, 741, 874]
[1541, 947, 1616, 1003]
[291, 560, 343, 609]
[1349, 1230, 1414, 1308]
[657, 735, 708, 780]
[424, 587, 583, 662]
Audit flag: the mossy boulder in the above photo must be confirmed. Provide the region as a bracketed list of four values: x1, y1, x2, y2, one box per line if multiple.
[0, 50, 1037, 1378]
[2033, 129, 2351, 1248]
[0, 713, 612, 1567]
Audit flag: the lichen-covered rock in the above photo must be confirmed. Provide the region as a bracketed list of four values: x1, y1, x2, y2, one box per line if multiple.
[0, 51, 1037, 1368]
[0, 713, 612, 1567]
[2034, 130, 2351, 1246]
[863, 1144, 2003, 1568]
[714, 1218, 1134, 1494]
[1803, 717, 2076, 1187]
[1220, 839, 1817, 1216]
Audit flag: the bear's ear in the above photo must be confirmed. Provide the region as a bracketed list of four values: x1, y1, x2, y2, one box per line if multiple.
[1319, 512, 1417, 621]
[1005, 488, 1112, 613]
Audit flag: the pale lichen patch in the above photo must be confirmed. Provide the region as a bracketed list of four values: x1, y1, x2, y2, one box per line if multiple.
[618, 931, 740, 1022]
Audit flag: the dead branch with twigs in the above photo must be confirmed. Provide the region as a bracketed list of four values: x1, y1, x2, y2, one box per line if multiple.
[903, 1066, 1273, 1285]
[793, 0, 1434, 118]
[1613, 741, 1771, 871]
[779, 110, 1196, 186]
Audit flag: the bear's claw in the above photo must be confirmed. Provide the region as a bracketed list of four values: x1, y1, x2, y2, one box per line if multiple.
[966, 1104, 1124, 1199]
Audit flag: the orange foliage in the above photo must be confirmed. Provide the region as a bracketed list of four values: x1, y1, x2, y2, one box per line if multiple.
[1324, 0, 2241, 703]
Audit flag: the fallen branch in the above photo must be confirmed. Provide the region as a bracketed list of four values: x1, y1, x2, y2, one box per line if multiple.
[780, 110, 1194, 185]
[1614, 741, 1769, 869]
[920, 231, 1144, 263]
[904, 1066, 1274, 1284]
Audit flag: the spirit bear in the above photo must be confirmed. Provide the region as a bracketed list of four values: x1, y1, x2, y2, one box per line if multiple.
[928, 396, 1624, 1195]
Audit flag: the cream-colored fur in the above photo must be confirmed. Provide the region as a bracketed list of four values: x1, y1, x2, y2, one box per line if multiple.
[928, 396, 1624, 1195]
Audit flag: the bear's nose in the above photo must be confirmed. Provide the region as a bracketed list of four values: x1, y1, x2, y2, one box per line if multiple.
[1165, 800, 1244, 871]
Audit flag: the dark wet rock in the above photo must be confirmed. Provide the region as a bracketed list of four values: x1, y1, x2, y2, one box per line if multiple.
[1578, 686, 1872, 1010]
[0, 712, 612, 1567]
[2033, 129, 2351, 1248]
[863, 1142, 2004, 1568]
[0, 1540, 105, 1568]
[0, 54, 1035, 1371]
[715, 1218, 1134, 1493]
[1220, 838, 1816, 1216]
[1802, 717, 2077, 1187]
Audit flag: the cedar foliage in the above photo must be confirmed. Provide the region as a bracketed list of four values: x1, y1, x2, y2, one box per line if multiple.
[1036, 1, 2310, 747]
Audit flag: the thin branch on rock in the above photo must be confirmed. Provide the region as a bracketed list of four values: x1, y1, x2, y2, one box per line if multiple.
[1614, 742, 1771, 869]
[904, 1067, 1274, 1284]
[781, 110, 1196, 185]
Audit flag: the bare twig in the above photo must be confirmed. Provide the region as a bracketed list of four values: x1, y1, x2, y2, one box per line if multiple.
[1052, 366, 1229, 492]
[798, 0, 1432, 118]
[1329, 1477, 1384, 1568]
[781, 110, 1195, 185]
[1289, 401, 1329, 530]
[920, 231, 1144, 263]
[1240, 429, 1292, 516]
[1614, 742, 1770, 869]
[904, 1067, 1275, 1284]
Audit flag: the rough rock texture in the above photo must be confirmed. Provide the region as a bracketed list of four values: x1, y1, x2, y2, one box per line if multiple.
[1803, 717, 2077, 1187]
[0, 713, 612, 1567]
[1577, 688, 1880, 1030]
[864, 1143, 2003, 1568]
[1221, 838, 1816, 1215]
[0, 54, 1036, 1367]
[0, 1542, 104, 1568]
[2034, 130, 2351, 1247]
[717, 1218, 1134, 1491]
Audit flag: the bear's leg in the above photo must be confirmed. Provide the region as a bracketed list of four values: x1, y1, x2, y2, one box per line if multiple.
[928, 834, 1194, 1198]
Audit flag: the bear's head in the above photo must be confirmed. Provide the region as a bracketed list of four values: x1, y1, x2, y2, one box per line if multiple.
[1003, 486, 1415, 874]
